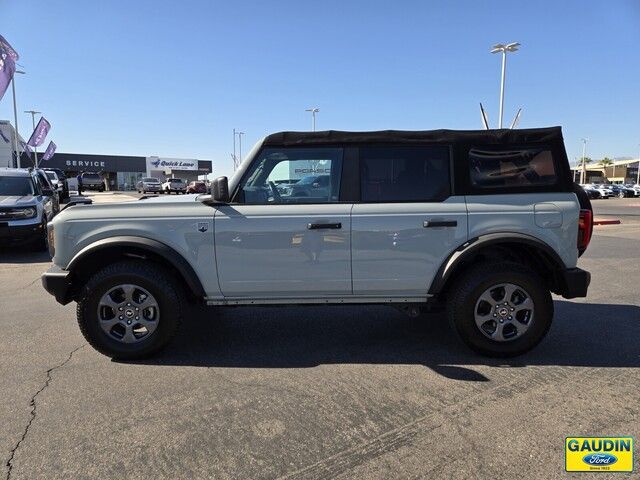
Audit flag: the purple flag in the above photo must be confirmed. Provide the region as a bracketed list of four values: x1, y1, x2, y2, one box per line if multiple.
[0, 45, 16, 101]
[42, 141, 57, 161]
[0, 35, 19, 61]
[27, 117, 51, 147]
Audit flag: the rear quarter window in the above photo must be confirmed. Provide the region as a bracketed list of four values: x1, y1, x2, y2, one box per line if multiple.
[469, 147, 557, 189]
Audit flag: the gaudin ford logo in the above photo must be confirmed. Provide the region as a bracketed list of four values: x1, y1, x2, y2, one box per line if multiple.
[565, 437, 633, 472]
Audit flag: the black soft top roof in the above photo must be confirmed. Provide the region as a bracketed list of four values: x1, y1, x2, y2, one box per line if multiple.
[263, 126, 564, 146]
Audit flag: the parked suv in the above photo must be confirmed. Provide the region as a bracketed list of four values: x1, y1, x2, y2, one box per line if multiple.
[0, 168, 55, 250]
[136, 177, 162, 194]
[42, 127, 591, 359]
[161, 178, 187, 194]
[81, 172, 105, 192]
[43, 168, 70, 201]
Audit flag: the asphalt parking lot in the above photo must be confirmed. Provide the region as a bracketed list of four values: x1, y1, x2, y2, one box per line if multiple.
[1, 195, 639, 479]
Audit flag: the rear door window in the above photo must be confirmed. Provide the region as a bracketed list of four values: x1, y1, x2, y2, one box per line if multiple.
[359, 145, 450, 202]
[469, 147, 557, 188]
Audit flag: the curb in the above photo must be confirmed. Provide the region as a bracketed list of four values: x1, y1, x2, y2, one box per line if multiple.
[593, 219, 621, 226]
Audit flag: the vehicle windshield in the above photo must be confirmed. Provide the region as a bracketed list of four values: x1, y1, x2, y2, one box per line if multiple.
[46, 171, 58, 180]
[169, 179, 184, 183]
[0, 176, 35, 196]
[83, 173, 100, 179]
[143, 177, 158, 182]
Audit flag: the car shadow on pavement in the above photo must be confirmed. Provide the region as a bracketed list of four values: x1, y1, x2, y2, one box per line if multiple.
[127, 300, 640, 381]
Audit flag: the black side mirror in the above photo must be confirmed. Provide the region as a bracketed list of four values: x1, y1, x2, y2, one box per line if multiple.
[42, 188, 54, 197]
[212, 176, 229, 203]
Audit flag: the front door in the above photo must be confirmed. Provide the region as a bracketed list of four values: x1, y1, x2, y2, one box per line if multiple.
[351, 145, 468, 296]
[214, 147, 352, 298]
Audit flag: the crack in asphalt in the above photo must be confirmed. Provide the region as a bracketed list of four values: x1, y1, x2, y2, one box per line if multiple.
[4, 345, 85, 480]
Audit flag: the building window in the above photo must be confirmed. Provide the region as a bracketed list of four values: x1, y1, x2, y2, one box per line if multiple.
[117, 172, 144, 191]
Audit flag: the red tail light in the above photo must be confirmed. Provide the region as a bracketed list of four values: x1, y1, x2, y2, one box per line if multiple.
[577, 209, 593, 253]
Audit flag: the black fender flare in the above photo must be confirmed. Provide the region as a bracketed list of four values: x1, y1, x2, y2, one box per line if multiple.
[428, 232, 567, 295]
[67, 236, 206, 298]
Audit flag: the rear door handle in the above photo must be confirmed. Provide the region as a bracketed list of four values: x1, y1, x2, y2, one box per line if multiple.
[308, 222, 342, 230]
[423, 220, 457, 228]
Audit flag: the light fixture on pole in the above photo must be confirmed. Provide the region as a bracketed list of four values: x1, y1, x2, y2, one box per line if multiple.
[580, 138, 588, 184]
[490, 42, 520, 129]
[24, 110, 41, 167]
[305, 107, 319, 131]
[11, 70, 25, 168]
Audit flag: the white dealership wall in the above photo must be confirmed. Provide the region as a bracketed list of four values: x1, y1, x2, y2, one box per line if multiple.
[0, 121, 27, 168]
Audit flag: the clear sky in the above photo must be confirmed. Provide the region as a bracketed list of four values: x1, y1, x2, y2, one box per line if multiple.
[1, 0, 639, 177]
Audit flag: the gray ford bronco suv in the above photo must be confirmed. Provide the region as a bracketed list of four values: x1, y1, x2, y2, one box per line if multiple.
[42, 127, 592, 359]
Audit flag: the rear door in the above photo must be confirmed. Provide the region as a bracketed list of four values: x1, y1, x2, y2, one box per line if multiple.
[351, 145, 468, 296]
[214, 146, 352, 297]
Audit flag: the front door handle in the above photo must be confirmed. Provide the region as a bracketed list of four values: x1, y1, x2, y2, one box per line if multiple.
[308, 222, 342, 230]
[423, 220, 457, 228]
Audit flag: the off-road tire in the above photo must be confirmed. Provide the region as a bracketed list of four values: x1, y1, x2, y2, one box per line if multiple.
[77, 260, 183, 359]
[447, 262, 553, 357]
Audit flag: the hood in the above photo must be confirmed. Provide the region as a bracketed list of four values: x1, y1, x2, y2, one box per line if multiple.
[52, 193, 210, 225]
[0, 195, 37, 207]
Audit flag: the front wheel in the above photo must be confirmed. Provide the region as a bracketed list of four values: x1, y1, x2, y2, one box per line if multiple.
[447, 262, 553, 357]
[77, 260, 183, 359]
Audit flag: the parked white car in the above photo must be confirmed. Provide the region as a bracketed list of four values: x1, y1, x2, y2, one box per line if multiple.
[624, 184, 640, 196]
[161, 178, 187, 194]
[586, 184, 613, 198]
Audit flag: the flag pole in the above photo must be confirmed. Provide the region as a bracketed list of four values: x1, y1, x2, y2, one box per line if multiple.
[11, 77, 21, 168]
[25, 110, 40, 168]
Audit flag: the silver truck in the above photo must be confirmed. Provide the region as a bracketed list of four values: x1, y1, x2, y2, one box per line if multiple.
[42, 127, 592, 359]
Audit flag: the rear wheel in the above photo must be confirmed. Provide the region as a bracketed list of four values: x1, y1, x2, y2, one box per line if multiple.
[77, 260, 183, 359]
[447, 262, 553, 357]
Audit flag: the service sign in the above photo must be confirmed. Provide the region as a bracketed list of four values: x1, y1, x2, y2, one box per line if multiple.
[565, 437, 633, 472]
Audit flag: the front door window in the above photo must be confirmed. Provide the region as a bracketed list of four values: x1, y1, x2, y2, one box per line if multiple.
[235, 147, 343, 204]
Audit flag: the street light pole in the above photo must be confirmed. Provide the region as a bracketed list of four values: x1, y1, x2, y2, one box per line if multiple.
[305, 107, 319, 131]
[637, 144, 640, 185]
[237, 131, 245, 164]
[11, 70, 25, 168]
[580, 138, 588, 184]
[490, 43, 520, 129]
[233, 128, 237, 170]
[24, 110, 41, 167]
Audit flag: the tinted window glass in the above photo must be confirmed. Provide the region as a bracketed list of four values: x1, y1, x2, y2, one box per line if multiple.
[469, 147, 557, 188]
[238, 147, 343, 204]
[359, 146, 450, 202]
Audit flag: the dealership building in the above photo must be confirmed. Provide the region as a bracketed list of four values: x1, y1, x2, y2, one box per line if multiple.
[0, 121, 212, 190]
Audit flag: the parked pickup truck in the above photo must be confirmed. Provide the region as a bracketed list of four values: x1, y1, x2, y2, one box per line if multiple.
[42, 127, 592, 359]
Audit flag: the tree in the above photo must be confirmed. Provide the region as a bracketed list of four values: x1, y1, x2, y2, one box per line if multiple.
[600, 158, 613, 167]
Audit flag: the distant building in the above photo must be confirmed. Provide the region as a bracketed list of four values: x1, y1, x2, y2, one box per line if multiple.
[0, 120, 213, 190]
[570, 158, 639, 184]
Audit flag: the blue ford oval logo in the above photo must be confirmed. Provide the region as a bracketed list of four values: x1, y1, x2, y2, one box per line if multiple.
[582, 453, 617, 466]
